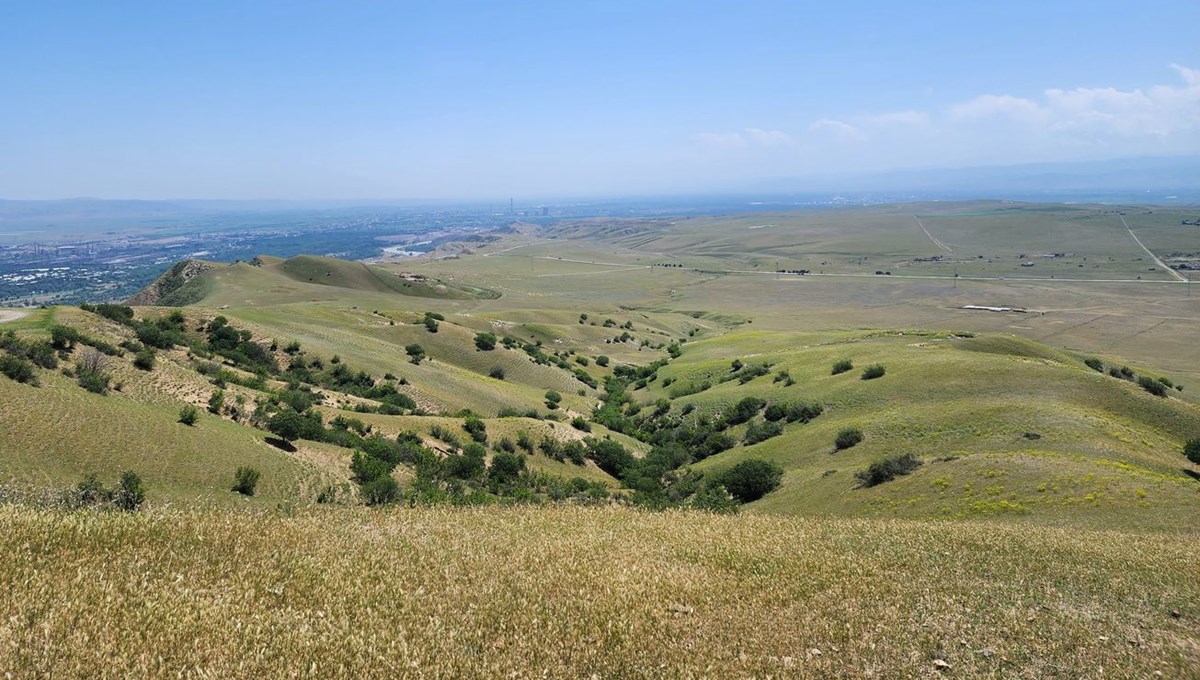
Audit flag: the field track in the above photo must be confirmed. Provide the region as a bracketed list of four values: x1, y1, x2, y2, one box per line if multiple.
[1121, 215, 1188, 282]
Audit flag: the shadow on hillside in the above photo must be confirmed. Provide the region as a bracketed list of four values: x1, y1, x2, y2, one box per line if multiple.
[1183, 468, 1200, 482]
[266, 437, 296, 453]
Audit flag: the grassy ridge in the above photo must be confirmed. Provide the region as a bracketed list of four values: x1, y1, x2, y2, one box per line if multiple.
[653, 330, 1200, 529]
[1, 505, 1195, 677]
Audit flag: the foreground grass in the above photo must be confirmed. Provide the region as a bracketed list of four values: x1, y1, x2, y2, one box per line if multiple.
[1, 506, 1196, 677]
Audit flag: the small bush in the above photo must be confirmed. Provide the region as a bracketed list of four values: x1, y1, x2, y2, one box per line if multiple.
[178, 405, 200, 426]
[1183, 437, 1200, 465]
[463, 415, 488, 443]
[570, 417, 591, 432]
[405, 343, 426, 364]
[690, 483, 739, 513]
[361, 475, 401, 505]
[0, 354, 37, 385]
[232, 466, 261, 496]
[855, 453, 922, 487]
[1084, 357, 1104, 372]
[835, 426, 864, 450]
[719, 459, 784, 503]
[474, 332, 497, 351]
[596, 356, 609, 367]
[488, 366, 506, 380]
[113, 471, 145, 512]
[832, 359, 853, 375]
[861, 364, 886, 380]
[743, 419, 784, 445]
[208, 389, 225, 414]
[133, 348, 156, 371]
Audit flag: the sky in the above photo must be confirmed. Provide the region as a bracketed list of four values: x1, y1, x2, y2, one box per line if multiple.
[1, 0, 1197, 200]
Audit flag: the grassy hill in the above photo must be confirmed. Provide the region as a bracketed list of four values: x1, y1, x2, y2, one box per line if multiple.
[3, 201, 1200, 676]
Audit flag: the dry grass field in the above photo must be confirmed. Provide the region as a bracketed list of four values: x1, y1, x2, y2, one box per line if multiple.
[1, 505, 1196, 678]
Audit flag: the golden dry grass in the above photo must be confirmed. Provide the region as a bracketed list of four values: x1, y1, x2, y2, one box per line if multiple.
[1, 504, 1196, 678]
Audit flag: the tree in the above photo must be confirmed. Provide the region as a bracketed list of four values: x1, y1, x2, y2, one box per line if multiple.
[267, 409, 322, 442]
[474, 332, 497, 351]
[489, 451, 526, 485]
[178, 404, 200, 426]
[113, 471, 145, 512]
[719, 459, 783, 503]
[232, 466, 261, 495]
[1185, 438, 1200, 465]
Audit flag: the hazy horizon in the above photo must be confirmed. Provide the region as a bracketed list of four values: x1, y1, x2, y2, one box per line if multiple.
[3, 1, 1198, 200]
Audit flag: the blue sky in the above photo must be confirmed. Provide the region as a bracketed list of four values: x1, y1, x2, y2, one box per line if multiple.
[2, 1, 1197, 199]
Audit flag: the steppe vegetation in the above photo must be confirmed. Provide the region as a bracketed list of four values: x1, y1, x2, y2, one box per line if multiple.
[2, 202, 1199, 675]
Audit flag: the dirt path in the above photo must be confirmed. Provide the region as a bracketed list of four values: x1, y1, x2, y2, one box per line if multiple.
[0, 310, 29, 324]
[1121, 215, 1187, 282]
[915, 217, 954, 254]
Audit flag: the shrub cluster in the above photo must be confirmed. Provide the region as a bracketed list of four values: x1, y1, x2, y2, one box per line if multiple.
[855, 454, 922, 487]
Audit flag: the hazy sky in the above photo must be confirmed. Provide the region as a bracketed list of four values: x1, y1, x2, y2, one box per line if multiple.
[2, 1, 1197, 200]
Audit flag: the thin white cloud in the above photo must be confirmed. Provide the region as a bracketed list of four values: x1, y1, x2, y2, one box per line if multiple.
[949, 94, 1044, 122]
[1172, 63, 1199, 86]
[695, 128, 794, 148]
[862, 110, 930, 126]
[808, 119, 866, 141]
[690, 64, 1199, 176]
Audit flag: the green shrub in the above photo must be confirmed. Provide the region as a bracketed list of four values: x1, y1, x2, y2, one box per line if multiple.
[726, 396, 766, 426]
[855, 453, 922, 487]
[73, 473, 113, 508]
[405, 343, 426, 364]
[489, 366, 506, 380]
[835, 426, 864, 450]
[1137, 376, 1168, 397]
[0, 354, 37, 385]
[719, 459, 784, 503]
[133, 348, 156, 371]
[743, 419, 784, 445]
[360, 475, 401, 505]
[488, 451, 527, 485]
[76, 368, 110, 394]
[113, 471, 145, 512]
[232, 466, 261, 496]
[178, 405, 200, 426]
[1084, 357, 1104, 372]
[474, 332, 497, 351]
[832, 359, 853, 375]
[208, 389, 225, 414]
[690, 483, 739, 513]
[596, 355, 609, 367]
[463, 415, 488, 443]
[570, 417, 591, 432]
[516, 431, 534, 453]
[861, 364, 886, 380]
[1184, 438, 1200, 465]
